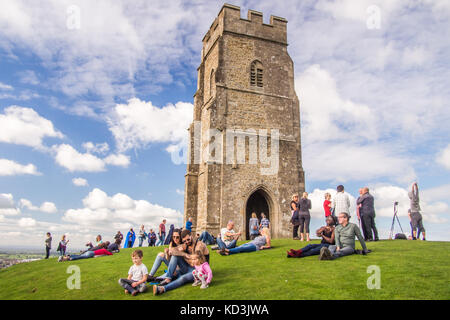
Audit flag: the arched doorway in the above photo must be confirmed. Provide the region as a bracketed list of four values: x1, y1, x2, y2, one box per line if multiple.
[245, 189, 270, 240]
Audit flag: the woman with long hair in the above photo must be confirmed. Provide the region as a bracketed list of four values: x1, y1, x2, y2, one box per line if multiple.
[298, 192, 312, 241]
[219, 227, 271, 255]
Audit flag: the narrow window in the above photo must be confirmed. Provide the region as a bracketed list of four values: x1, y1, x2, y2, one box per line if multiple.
[250, 61, 263, 88]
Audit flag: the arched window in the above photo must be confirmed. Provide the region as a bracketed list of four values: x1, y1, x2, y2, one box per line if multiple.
[210, 69, 215, 97]
[250, 61, 263, 88]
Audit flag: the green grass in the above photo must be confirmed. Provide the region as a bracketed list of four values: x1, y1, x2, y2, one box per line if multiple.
[0, 239, 449, 300]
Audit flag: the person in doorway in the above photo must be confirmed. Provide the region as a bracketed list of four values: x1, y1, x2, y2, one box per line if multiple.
[249, 212, 260, 240]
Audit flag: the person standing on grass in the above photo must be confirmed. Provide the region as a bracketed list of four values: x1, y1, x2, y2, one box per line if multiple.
[217, 220, 241, 250]
[319, 212, 368, 260]
[291, 194, 300, 240]
[357, 187, 379, 241]
[298, 192, 312, 241]
[288, 215, 336, 258]
[45, 232, 52, 259]
[57, 235, 69, 257]
[259, 213, 270, 230]
[138, 225, 147, 247]
[118, 249, 148, 296]
[408, 182, 426, 240]
[114, 231, 123, 247]
[323, 193, 332, 219]
[249, 212, 260, 240]
[148, 229, 157, 247]
[156, 219, 167, 246]
[219, 227, 271, 256]
[186, 217, 193, 232]
[331, 185, 351, 223]
[153, 229, 210, 295]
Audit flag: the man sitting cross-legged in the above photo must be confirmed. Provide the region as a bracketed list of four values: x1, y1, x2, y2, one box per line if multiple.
[319, 212, 369, 260]
[153, 229, 210, 295]
[288, 215, 336, 258]
[216, 220, 241, 250]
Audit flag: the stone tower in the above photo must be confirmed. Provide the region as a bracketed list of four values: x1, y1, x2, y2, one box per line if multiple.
[184, 3, 305, 239]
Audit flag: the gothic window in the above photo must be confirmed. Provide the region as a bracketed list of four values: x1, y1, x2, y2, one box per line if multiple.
[250, 61, 263, 88]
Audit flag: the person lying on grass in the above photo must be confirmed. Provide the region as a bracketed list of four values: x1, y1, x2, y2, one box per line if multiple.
[118, 249, 148, 296]
[152, 229, 209, 295]
[288, 215, 336, 258]
[319, 212, 369, 260]
[58, 247, 113, 261]
[147, 228, 183, 282]
[218, 227, 271, 255]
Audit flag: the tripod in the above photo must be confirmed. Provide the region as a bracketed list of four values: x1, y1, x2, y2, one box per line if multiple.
[389, 202, 404, 239]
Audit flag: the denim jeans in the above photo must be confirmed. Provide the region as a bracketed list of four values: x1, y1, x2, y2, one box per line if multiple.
[162, 256, 195, 292]
[299, 243, 329, 257]
[156, 232, 166, 246]
[138, 237, 144, 247]
[118, 278, 147, 294]
[328, 245, 354, 259]
[149, 254, 169, 276]
[198, 231, 216, 245]
[228, 242, 257, 255]
[216, 237, 237, 250]
[70, 250, 95, 260]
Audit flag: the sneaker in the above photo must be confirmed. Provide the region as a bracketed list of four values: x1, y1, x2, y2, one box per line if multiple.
[200, 283, 209, 289]
[58, 256, 63, 262]
[153, 285, 164, 296]
[319, 247, 332, 260]
[210, 245, 220, 250]
[218, 249, 227, 256]
[192, 280, 201, 287]
[147, 275, 157, 283]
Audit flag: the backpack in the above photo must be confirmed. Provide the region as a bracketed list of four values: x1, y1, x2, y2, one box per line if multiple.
[395, 233, 407, 240]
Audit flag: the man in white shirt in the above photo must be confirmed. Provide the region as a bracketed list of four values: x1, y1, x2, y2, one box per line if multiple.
[331, 185, 351, 220]
[217, 220, 241, 250]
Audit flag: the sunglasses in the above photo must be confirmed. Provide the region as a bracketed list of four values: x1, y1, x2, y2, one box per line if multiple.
[173, 236, 180, 239]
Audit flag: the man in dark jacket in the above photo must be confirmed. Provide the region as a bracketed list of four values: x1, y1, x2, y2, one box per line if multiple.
[356, 187, 379, 241]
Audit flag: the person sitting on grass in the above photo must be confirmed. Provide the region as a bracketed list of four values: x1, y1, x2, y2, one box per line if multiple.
[192, 250, 213, 289]
[152, 229, 209, 295]
[216, 220, 241, 251]
[198, 230, 217, 245]
[319, 212, 368, 260]
[287, 215, 336, 258]
[147, 229, 183, 282]
[118, 249, 148, 296]
[218, 227, 271, 256]
[108, 239, 121, 253]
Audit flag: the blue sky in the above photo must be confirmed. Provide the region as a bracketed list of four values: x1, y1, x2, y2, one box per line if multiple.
[0, 0, 449, 249]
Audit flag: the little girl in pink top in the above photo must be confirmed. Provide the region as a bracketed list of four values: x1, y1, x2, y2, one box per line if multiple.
[192, 250, 212, 289]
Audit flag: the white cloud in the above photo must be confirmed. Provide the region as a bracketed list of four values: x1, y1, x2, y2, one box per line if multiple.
[19, 198, 57, 213]
[53, 144, 106, 172]
[63, 188, 182, 227]
[176, 189, 184, 196]
[0, 106, 63, 149]
[82, 142, 109, 155]
[103, 154, 130, 167]
[72, 177, 89, 187]
[17, 70, 39, 85]
[0, 158, 41, 176]
[107, 98, 193, 152]
[0, 193, 21, 216]
[436, 144, 450, 170]
[18, 217, 37, 227]
[0, 82, 13, 90]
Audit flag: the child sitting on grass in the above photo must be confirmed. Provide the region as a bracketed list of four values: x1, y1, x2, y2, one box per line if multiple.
[192, 250, 212, 289]
[118, 249, 148, 296]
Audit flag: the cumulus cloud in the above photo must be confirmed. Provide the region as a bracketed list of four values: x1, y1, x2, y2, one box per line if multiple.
[72, 177, 89, 187]
[82, 142, 109, 155]
[53, 144, 106, 172]
[53, 144, 131, 172]
[436, 144, 450, 170]
[0, 193, 20, 216]
[0, 106, 63, 149]
[0, 158, 41, 176]
[18, 217, 37, 228]
[19, 198, 57, 213]
[0, 82, 13, 90]
[63, 188, 182, 227]
[107, 98, 193, 153]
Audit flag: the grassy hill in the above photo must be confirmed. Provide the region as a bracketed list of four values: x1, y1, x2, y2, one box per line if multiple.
[0, 239, 449, 300]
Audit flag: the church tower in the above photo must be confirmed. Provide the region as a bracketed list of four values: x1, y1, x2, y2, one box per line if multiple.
[184, 4, 305, 239]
